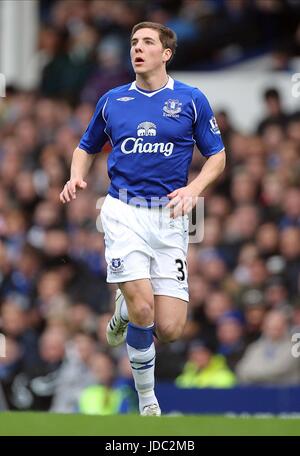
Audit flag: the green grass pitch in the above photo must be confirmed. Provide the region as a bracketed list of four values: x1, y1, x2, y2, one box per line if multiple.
[0, 413, 300, 436]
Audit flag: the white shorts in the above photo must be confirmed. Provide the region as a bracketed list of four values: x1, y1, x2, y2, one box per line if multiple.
[100, 194, 189, 302]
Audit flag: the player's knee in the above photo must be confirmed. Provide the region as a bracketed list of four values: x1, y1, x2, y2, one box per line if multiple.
[129, 300, 154, 326]
[156, 323, 184, 343]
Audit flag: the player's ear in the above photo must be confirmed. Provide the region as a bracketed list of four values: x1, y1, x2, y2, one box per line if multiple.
[163, 48, 172, 64]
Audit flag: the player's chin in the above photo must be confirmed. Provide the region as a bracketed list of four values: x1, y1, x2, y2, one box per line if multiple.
[133, 64, 147, 74]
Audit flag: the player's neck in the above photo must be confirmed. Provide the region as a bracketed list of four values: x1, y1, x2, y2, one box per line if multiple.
[135, 71, 169, 92]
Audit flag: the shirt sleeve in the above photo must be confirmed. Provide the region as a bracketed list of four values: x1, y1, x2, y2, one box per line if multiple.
[78, 92, 110, 154]
[192, 88, 224, 157]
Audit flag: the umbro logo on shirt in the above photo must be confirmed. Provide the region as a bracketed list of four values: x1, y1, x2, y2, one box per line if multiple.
[116, 97, 135, 102]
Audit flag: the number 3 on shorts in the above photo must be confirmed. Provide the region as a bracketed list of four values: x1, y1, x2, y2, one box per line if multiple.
[175, 259, 187, 281]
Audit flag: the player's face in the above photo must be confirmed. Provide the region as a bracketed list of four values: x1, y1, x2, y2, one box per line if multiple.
[130, 28, 171, 75]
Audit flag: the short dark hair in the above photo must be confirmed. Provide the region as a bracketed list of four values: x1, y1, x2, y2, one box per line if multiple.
[131, 21, 177, 64]
[264, 88, 280, 101]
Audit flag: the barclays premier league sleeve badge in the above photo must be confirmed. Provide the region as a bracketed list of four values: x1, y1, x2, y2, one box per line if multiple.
[209, 116, 221, 134]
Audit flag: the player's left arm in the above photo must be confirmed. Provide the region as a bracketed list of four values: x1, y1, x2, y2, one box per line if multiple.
[167, 89, 226, 218]
[167, 149, 225, 218]
[189, 148, 226, 197]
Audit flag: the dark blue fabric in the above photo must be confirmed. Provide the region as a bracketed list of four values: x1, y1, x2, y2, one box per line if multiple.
[126, 322, 153, 350]
[130, 355, 156, 370]
[156, 384, 300, 414]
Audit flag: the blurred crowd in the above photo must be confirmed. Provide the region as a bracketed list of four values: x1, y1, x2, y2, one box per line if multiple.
[37, 0, 300, 102]
[0, 0, 300, 415]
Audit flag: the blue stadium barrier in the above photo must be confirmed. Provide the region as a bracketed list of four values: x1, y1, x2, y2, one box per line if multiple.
[156, 383, 300, 414]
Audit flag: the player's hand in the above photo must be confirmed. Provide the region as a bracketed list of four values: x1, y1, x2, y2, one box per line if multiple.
[59, 178, 87, 204]
[166, 184, 199, 218]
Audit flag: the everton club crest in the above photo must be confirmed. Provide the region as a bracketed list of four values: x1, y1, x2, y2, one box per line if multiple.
[163, 99, 182, 118]
[110, 258, 124, 273]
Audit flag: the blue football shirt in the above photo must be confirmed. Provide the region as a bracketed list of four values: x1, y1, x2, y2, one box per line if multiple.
[79, 77, 224, 205]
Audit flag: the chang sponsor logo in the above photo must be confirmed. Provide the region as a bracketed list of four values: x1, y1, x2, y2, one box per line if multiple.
[120, 122, 174, 157]
[121, 138, 174, 156]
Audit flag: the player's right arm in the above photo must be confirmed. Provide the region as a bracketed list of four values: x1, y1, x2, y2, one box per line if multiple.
[59, 92, 110, 204]
[60, 147, 94, 203]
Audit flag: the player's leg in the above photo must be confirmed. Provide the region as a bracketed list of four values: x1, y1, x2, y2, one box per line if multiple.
[152, 268, 189, 344]
[150, 204, 189, 342]
[100, 196, 160, 415]
[151, 215, 189, 343]
[106, 262, 160, 416]
[119, 279, 153, 326]
[154, 295, 188, 343]
[101, 194, 148, 346]
[118, 279, 160, 416]
[105, 249, 151, 347]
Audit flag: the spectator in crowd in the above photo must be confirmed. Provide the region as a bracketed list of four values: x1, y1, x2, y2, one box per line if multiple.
[51, 332, 97, 413]
[0, 294, 40, 370]
[236, 310, 300, 385]
[113, 351, 138, 414]
[0, 337, 23, 407]
[80, 37, 131, 105]
[242, 290, 267, 345]
[257, 88, 289, 135]
[216, 311, 246, 372]
[176, 339, 236, 389]
[279, 228, 300, 298]
[199, 291, 234, 349]
[78, 351, 123, 415]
